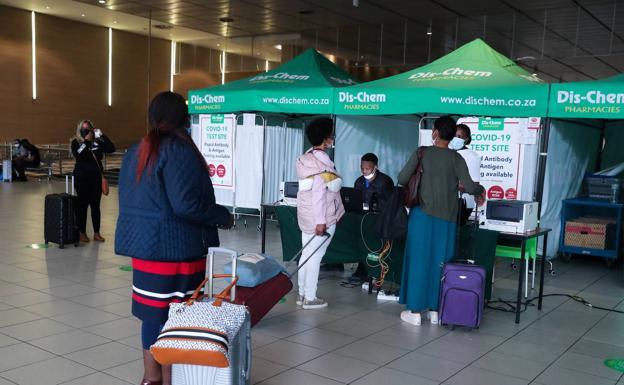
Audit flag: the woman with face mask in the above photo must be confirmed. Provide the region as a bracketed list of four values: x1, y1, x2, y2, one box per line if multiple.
[295, 117, 345, 310]
[397, 116, 484, 326]
[450, 124, 483, 225]
[71, 119, 116, 243]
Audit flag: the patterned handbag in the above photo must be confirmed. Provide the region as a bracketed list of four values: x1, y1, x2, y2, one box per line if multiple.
[150, 274, 248, 368]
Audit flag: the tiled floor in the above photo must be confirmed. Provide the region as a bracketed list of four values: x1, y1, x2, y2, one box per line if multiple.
[1, 180, 624, 385]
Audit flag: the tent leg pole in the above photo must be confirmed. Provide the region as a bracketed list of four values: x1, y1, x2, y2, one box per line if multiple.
[535, 117, 551, 215]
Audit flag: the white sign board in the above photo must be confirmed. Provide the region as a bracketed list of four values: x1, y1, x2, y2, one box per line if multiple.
[200, 114, 235, 189]
[457, 117, 541, 218]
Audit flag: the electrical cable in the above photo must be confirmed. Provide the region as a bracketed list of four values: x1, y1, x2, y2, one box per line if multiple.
[486, 293, 624, 314]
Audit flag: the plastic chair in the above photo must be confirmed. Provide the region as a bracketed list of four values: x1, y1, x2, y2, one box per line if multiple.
[495, 237, 537, 298]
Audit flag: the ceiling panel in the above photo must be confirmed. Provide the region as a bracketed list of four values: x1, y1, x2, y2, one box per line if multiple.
[63, 0, 624, 79]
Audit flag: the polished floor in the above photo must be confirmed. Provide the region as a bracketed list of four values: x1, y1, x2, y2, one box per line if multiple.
[0, 180, 623, 385]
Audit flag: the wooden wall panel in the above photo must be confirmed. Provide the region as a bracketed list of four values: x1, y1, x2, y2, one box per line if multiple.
[0, 7, 33, 142]
[35, 13, 108, 144]
[0, 5, 267, 148]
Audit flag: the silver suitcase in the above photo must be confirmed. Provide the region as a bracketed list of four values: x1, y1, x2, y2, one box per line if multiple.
[2, 160, 12, 181]
[172, 248, 251, 385]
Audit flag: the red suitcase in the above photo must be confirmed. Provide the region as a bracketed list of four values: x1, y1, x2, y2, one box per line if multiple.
[208, 234, 330, 327]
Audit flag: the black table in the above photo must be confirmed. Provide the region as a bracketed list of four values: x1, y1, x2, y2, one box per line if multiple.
[497, 228, 552, 324]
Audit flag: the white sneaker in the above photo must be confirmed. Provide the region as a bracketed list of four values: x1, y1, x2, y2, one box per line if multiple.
[302, 298, 328, 310]
[400, 310, 421, 326]
[296, 295, 304, 306]
[427, 311, 439, 325]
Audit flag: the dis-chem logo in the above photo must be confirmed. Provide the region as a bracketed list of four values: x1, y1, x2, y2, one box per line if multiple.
[338, 91, 387, 111]
[190, 94, 225, 104]
[557, 90, 624, 105]
[249, 72, 310, 82]
[408, 67, 493, 81]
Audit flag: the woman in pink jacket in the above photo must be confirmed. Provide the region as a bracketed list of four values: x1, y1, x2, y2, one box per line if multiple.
[295, 117, 345, 309]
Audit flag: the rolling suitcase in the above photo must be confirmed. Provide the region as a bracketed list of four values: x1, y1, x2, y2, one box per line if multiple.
[2, 160, 11, 181]
[44, 176, 79, 248]
[211, 234, 331, 327]
[440, 200, 486, 328]
[439, 262, 486, 329]
[172, 248, 251, 385]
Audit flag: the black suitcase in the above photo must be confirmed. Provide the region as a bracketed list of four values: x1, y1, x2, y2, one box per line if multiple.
[44, 177, 79, 248]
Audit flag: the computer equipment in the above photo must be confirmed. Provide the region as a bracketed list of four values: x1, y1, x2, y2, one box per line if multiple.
[340, 187, 364, 213]
[279, 181, 298, 206]
[483, 200, 538, 233]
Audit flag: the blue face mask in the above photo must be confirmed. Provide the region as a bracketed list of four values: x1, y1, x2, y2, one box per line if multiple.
[448, 137, 465, 151]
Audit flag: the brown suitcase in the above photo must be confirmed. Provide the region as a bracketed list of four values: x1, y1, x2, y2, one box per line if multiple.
[208, 234, 330, 327]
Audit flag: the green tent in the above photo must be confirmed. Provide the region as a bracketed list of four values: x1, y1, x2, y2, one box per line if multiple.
[333, 39, 549, 117]
[188, 49, 358, 115]
[548, 74, 624, 119]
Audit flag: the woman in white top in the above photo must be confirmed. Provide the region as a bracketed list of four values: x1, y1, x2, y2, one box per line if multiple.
[449, 124, 482, 224]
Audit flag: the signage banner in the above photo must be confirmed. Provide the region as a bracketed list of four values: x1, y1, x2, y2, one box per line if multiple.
[200, 114, 235, 189]
[457, 117, 541, 218]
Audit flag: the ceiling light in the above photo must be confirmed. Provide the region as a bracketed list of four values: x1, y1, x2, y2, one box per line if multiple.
[81, 13, 86, 17]
[274, 44, 282, 50]
[45, 5, 50, 9]
[98, 0, 106, 4]
[426, 26, 432, 35]
[113, 20, 117, 24]
[217, 43, 220, 47]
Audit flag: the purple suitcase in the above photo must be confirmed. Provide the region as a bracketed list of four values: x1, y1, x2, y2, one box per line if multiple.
[439, 263, 486, 328]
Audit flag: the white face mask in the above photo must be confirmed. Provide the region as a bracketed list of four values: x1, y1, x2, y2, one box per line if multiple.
[448, 137, 465, 151]
[363, 170, 376, 180]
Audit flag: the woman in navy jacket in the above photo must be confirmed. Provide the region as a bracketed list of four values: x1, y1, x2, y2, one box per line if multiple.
[115, 91, 232, 385]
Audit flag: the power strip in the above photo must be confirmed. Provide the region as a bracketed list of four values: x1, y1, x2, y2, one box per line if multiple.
[377, 290, 399, 302]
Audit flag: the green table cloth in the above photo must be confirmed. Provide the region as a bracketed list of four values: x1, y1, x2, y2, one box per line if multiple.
[274, 205, 498, 294]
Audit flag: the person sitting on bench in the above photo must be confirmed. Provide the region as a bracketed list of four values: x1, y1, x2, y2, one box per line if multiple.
[12, 139, 40, 182]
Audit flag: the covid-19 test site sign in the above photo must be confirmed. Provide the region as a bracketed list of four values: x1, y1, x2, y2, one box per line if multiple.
[199, 114, 235, 189]
[457, 117, 540, 217]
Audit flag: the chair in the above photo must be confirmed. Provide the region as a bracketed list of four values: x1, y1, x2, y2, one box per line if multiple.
[495, 238, 537, 298]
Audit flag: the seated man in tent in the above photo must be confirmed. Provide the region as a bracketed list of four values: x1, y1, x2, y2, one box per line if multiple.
[350, 153, 394, 282]
[354, 153, 394, 211]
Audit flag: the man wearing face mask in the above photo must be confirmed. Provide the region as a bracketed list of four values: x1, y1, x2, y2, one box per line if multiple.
[449, 124, 482, 225]
[71, 119, 116, 243]
[354, 153, 394, 212]
[11, 139, 40, 182]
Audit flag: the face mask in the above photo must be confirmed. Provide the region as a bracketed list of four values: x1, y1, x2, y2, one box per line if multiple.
[448, 137, 465, 150]
[80, 128, 90, 138]
[363, 169, 376, 180]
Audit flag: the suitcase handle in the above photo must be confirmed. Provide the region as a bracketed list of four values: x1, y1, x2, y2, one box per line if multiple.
[243, 321, 252, 380]
[287, 232, 331, 278]
[207, 247, 239, 301]
[65, 175, 75, 195]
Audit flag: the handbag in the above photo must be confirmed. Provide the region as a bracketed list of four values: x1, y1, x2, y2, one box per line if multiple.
[404, 146, 426, 208]
[90, 151, 109, 196]
[150, 274, 248, 367]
